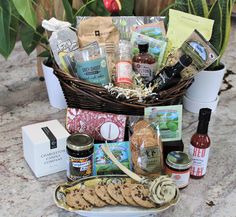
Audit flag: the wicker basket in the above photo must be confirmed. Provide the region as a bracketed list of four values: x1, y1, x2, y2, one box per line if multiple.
[53, 65, 193, 115]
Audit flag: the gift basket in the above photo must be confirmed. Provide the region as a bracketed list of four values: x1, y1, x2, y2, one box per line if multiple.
[42, 14, 218, 116]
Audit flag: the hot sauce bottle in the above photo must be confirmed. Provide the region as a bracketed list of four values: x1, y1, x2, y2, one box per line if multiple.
[189, 108, 212, 179]
[133, 42, 156, 84]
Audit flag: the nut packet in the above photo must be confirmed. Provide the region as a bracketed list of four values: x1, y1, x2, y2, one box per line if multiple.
[42, 18, 79, 72]
[77, 17, 119, 76]
[129, 117, 163, 177]
[178, 30, 219, 79]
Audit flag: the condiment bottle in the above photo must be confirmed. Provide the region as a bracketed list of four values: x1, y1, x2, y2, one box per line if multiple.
[149, 54, 193, 90]
[132, 42, 156, 84]
[115, 40, 133, 88]
[189, 108, 212, 179]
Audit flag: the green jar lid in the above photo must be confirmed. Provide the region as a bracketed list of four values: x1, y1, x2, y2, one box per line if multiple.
[67, 133, 94, 151]
[166, 151, 192, 170]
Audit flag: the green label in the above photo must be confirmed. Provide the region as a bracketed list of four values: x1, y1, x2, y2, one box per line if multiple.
[76, 57, 109, 85]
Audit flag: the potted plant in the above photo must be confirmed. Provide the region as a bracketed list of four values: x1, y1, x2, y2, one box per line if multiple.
[0, 0, 135, 109]
[162, 0, 235, 112]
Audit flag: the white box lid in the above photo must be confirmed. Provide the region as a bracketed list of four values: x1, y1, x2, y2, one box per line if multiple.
[22, 120, 70, 145]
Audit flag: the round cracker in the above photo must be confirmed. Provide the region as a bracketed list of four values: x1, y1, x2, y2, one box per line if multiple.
[107, 184, 128, 205]
[83, 187, 107, 207]
[133, 120, 150, 132]
[131, 184, 156, 208]
[66, 189, 93, 210]
[120, 184, 138, 206]
[95, 185, 118, 205]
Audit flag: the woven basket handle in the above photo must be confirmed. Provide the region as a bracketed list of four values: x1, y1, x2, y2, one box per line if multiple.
[102, 142, 142, 183]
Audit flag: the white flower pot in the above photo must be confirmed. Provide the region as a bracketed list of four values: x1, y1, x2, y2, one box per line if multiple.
[42, 62, 67, 109]
[183, 65, 226, 113]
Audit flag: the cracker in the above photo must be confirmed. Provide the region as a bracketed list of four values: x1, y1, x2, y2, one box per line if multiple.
[95, 185, 118, 205]
[120, 184, 138, 206]
[107, 184, 128, 205]
[66, 189, 93, 210]
[83, 187, 107, 207]
[131, 184, 156, 208]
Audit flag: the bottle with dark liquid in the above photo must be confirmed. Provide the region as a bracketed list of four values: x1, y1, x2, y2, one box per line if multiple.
[133, 42, 156, 84]
[189, 108, 212, 179]
[149, 54, 193, 90]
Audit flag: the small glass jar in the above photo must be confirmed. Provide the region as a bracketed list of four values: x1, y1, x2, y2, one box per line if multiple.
[66, 133, 94, 182]
[75, 45, 110, 86]
[165, 151, 192, 189]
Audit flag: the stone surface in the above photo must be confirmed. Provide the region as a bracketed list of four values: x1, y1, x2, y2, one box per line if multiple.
[0, 21, 236, 217]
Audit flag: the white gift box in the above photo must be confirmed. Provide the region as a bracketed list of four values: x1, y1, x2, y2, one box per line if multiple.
[22, 120, 70, 177]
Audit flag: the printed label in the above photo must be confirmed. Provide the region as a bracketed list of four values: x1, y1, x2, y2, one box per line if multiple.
[165, 167, 190, 188]
[138, 147, 161, 173]
[116, 61, 133, 84]
[189, 145, 210, 177]
[100, 122, 120, 141]
[133, 63, 156, 83]
[67, 154, 93, 181]
[76, 57, 109, 85]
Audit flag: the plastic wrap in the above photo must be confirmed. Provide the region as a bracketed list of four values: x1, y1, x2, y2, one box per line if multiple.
[129, 117, 163, 177]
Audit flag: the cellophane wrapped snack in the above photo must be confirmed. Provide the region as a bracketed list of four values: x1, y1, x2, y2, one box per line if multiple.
[129, 117, 163, 177]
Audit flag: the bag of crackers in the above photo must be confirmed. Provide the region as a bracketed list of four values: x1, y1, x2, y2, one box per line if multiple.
[129, 117, 164, 177]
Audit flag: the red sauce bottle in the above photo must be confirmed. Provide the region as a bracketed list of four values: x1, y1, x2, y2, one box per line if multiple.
[189, 108, 211, 179]
[132, 42, 156, 84]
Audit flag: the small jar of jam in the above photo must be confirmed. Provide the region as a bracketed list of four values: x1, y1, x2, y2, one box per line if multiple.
[66, 133, 94, 181]
[165, 151, 192, 189]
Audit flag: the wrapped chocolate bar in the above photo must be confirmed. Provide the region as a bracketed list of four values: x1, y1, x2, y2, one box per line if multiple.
[129, 117, 163, 177]
[42, 18, 79, 72]
[66, 108, 127, 142]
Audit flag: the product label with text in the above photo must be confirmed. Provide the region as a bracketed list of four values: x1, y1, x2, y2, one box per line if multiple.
[116, 61, 133, 84]
[189, 145, 210, 177]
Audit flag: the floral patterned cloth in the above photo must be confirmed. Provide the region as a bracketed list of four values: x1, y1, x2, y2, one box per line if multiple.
[66, 108, 127, 142]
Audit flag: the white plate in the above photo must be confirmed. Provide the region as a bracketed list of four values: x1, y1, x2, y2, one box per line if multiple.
[54, 175, 179, 217]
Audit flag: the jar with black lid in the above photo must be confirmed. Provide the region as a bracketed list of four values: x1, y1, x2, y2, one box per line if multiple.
[165, 151, 192, 189]
[66, 133, 94, 181]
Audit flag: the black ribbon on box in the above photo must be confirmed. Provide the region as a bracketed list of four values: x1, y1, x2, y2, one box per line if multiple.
[42, 127, 57, 149]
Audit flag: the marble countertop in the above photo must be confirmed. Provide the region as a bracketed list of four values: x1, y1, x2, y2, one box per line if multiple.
[1, 22, 236, 217]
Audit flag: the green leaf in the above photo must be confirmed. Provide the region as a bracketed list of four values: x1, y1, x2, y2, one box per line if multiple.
[119, 0, 134, 16]
[190, 0, 209, 17]
[0, 0, 12, 58]
[0, 1, 19, 59]
[78, 0, 109, 16]
[218, 0, 232, 62]
[38, 50, 50, 58]
[189, 0, 197, 14]
[62, 0, 74, 24]
[208, 1, 222, 53]
[12, 0, 36, 30]
[19, 24, 44, 55]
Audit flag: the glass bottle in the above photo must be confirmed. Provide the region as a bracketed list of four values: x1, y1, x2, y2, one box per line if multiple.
[149, 54, 193, 90]
[115, 40, 133, 88]
[189, 108, 212, 179]
[132, 42, 156, 84]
